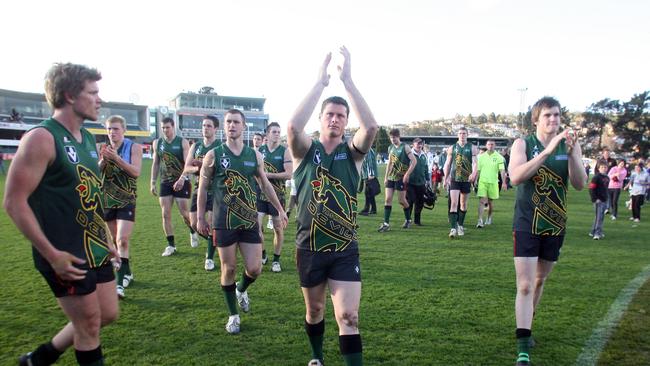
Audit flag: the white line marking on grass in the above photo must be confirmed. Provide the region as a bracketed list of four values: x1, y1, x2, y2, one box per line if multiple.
[575, 264, 650, 366]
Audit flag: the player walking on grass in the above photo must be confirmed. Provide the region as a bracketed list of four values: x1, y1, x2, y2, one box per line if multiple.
[151, 117, 197, 256]
[378, 128, 416, 232]
[182, 115, 221, 271]
[257, 121, 292, 273]
[99, 115, 142, 299]
[509, 96, 587, 366]
[288, 46, 378, 366]
[5, 63, 119, 366]
[443, 126, 478, 237]
[197, 109, 287, 334]
[475, 139, 507, 228]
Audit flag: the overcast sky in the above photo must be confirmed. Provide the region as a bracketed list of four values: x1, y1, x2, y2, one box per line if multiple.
[2, 0, 648, 132]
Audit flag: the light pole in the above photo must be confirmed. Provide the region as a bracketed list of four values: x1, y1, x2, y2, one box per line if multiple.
[517, 88, 528, 131]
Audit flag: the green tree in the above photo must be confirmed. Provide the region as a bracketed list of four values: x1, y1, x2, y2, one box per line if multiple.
[374, 126, 391, 155]
[614, 91, 650, 158]
[580, 98, 620, 154]
[477, 113, 488, 125]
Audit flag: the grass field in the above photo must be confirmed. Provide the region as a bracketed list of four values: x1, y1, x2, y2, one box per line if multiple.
[1, 159, 649, 365]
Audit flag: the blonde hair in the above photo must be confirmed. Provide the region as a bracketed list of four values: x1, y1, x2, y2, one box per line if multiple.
[105, 115, 127, 130]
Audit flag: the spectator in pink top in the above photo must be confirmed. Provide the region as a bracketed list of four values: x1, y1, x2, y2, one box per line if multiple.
[607, 159, 627, 220]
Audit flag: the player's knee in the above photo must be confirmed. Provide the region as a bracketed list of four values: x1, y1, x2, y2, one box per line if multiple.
[336, 310, 359, 329]
[247, 265, 262, 278]
[116, 236, 129, 250]
[76, 312, 102, 339]
[101, 306, 119, 326]
[534, 277, 547, 290]
[517, 280, 534, 296]
[307, 302, 325, 319]
[221, 263, 237, 279]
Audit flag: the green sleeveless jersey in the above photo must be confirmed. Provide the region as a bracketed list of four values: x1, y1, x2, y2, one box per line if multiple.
[450, 142, 473, 182]
[210, 144, 259, 230]
[387, 143, 409, 181]
[513, 135, 569, 236]
[258, 144, 287, 202]
[158, 136, 185, 183]
[192, 139, 220, 189]
[101, 138, 137, 209]
[294, 140, 359, 252]
[28, 118, 110, 271]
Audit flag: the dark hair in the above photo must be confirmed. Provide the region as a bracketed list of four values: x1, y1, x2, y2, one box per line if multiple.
[44, 63, 102, 109]
[320, 96, 349, 117]
[266, 122, 281, 131]
[225, 109, 246, 122]
[389, 128, 400, 137]
[162, 117, 175, 126]
[254, 132, 264, 138]
[204, 115, 219, 128]
[531, 96, 561, 123]
[413, 137, 423, 143]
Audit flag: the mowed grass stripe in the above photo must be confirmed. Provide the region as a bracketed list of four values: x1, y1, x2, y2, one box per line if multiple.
[0, 159, 648, 365]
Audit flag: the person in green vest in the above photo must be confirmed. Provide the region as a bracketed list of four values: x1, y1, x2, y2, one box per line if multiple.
[378, 128, 417, 232]
[5, 63, 118, 366]
[509, 97, 587, 366]
[99, 115, 143, 299]
[151, 117, 195, 256]
[406, 138, 431, 226]
[257, 122, 293, 273]
[443, 126, 478, 237]
[182, 115, 221, 271]
[475, 139, 507, 228]
[287, 46, 378, 366]
[359, 146, 380, 215]
[196, 109, 287, 335]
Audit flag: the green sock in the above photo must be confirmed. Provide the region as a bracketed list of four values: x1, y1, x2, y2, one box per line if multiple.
[222, 284, 238, 315]
[273, 254, 280, 262]
[383, 205, 392, 224]
[458, 210, 467, 225]
[516, 328, 531, 363]
[343, 353, 363, 366]
[305, 320, 325, 361]
[449, 212, 458, 228]
[116, 262, 125, 288]
[121, 257, 131, 276]
[237, 272, 256, 292]
[340, 334, 363, 366]
[404, 207, 411, 220]
[206, 237, 215, 260]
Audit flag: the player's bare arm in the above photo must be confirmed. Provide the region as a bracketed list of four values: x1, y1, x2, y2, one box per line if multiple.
[3, 128, 87, 281]
[150, 139, 160, 196]
[255, 151, 288, 229]
[338, 46, 378, 166]
[197, 150, 215, 236]
[287, 53, 331, 165]
[566, 129, 587, 190]
[182, 143, 200, 176]
[469, 145, 478, 183]
[402, 145, 417, 184]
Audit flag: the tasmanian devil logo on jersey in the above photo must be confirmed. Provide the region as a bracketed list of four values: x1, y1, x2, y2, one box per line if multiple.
[307, 165, 358, 252]
[531, 166, 567, 235]
[76, 164, 103, 212]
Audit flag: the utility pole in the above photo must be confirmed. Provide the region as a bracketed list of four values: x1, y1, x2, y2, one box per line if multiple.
[517, 88, 528, 131]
